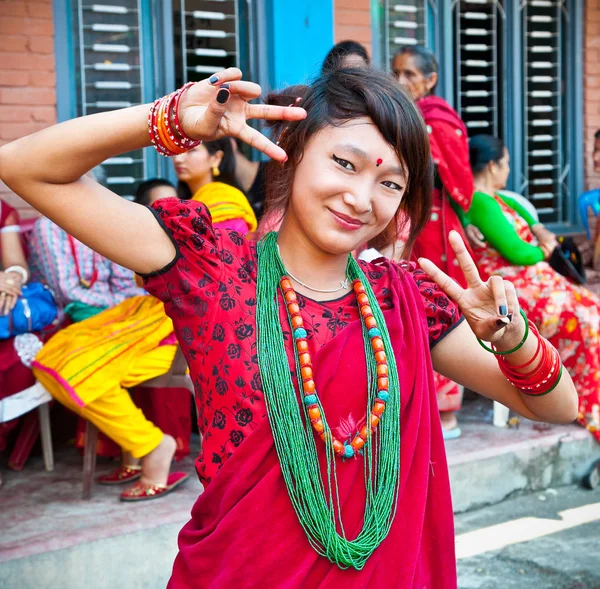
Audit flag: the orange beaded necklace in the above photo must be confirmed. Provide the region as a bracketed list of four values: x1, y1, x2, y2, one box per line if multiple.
[280, 276, 390, 459]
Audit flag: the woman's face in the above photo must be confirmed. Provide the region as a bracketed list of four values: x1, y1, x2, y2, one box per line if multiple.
[391, 53, 436, 101]
[146, 185, 177, 206]
[285, 118, 407, 256]
[173, 144, 222, 186]
[491, 148, 510, 190]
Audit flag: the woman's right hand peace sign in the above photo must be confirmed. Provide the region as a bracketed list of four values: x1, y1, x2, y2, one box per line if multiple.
[419, 230, 526, 349]
[177, 68, 307, 161]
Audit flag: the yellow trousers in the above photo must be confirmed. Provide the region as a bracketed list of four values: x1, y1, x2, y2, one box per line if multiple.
[36, 345, 177, 458]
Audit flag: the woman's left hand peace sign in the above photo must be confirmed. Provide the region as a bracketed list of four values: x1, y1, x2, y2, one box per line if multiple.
[419, 230, 526, 347]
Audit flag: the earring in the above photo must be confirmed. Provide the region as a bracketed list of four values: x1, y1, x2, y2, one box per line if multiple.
[212, 166, 220, 177]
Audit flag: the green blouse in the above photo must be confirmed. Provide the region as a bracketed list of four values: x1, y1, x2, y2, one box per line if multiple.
[453, 191, 545, 266]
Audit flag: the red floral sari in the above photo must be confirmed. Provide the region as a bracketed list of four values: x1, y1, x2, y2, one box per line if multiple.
[474, 196, 600, 441]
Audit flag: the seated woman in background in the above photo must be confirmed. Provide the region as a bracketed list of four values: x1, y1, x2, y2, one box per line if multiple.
[72, 178, 189, 470]
[174, 137, 257, 234]
[467, 134, 600, 441]
[0, 198, 39, 486]
[31, 180, 189, 499]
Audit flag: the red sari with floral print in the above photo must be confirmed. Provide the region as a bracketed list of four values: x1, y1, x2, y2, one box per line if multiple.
[474, 196, 600, 441]
[143, 198, 463, 588]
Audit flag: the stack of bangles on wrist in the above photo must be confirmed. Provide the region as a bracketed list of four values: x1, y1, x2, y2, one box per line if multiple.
[478, 309, 563, 396]
[148, 82, 201, 157]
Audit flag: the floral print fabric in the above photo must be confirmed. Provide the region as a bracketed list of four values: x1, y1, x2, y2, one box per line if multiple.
[474, 196, 600, 441]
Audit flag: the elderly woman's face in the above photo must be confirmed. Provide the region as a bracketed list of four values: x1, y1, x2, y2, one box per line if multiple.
[392, 53, 435, 101]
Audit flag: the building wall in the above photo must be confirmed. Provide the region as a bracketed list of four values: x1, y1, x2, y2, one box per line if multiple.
[334, 0, 372, 58]
[0, 0, 56, 218]
[584, 0, 600, 191]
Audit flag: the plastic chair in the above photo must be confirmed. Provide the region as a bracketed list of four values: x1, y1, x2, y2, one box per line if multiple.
[0, 382, 54, 472]
[578, 189, 600, 239]
[497, 190, 540, 222]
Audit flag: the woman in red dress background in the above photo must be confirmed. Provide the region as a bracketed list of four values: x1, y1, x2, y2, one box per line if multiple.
[393, 45, 480, 436]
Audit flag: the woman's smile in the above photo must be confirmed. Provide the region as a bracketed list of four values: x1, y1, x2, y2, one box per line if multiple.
[328, 207, 367, 231]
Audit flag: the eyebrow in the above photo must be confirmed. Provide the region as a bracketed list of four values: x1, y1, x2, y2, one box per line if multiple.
[334, 143, 407, 178]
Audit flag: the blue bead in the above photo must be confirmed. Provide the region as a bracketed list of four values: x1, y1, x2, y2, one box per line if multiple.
[343, 444, 355, 458]
[368, 327, 381, 338]
[294, 327, 307, 339]
[304, 394, 318, 405]
[378, 391, 390, 402]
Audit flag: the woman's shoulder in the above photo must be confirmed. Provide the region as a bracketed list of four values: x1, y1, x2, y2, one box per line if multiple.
[149, 197, 254, 270]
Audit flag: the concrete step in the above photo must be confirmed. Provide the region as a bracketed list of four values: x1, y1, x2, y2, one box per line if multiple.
[446, 418, 599, 513]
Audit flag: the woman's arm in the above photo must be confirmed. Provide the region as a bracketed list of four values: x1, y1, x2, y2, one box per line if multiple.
[432, 320, 578, 424]
[469, 192, 545, 266]
[1, 227, 28, 273]
[421, 231, 578, 425]
[0, 105, 171, 275]
[0, 69, 305, 275]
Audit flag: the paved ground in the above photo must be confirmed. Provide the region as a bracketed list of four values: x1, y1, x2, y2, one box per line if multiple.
[456, 484, 600, 588]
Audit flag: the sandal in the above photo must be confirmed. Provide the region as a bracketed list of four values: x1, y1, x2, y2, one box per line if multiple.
[443, 426, 462, 441]
[119, 472, 189, 502]
[98, 465, 142, 485]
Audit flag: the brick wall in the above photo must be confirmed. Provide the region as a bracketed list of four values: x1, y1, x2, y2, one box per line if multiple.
[0, 0, 56, 218]
[584, 0, 600, 191]
[334, 0, 372, 58]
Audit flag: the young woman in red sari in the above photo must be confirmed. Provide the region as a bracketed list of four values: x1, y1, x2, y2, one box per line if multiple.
[0, 68, 578, 587]
[392, 45, 482, 436]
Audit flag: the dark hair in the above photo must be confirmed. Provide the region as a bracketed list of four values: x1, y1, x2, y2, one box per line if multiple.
[322, 40, 370, 74]
[393, 45, 438, 94]
[595, 129, 600, 141]
[177, 137, 242, 199]
[134, 178, 175, 206]
[264, 68, 433, 254]
[469, 135, 505, 175]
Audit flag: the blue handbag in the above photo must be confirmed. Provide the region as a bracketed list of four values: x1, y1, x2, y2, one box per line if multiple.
[0, 282, 58, 340]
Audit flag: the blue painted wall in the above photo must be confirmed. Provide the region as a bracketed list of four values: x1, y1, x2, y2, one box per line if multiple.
[267, 0, 334, 89]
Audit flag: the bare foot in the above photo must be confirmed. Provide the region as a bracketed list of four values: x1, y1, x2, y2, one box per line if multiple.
[440, 411, 458, 431]
[140, 434, 176, 486]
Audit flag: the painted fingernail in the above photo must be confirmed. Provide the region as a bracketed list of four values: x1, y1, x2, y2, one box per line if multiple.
[216, 88, 230, 104]
[499, 305, 508, 316]
[220, 83, 230, 89]
[496, 318, 510, 327]
[507, 313, 513, 322]
[209, 75, 219, 85]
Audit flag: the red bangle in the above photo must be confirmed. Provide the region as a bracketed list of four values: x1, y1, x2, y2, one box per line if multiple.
[148, 83, 201, 157]
[495, 322, 563, 396]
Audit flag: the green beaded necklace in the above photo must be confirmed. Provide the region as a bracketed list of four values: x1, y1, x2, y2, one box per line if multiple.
[256, 232, 401, 570]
